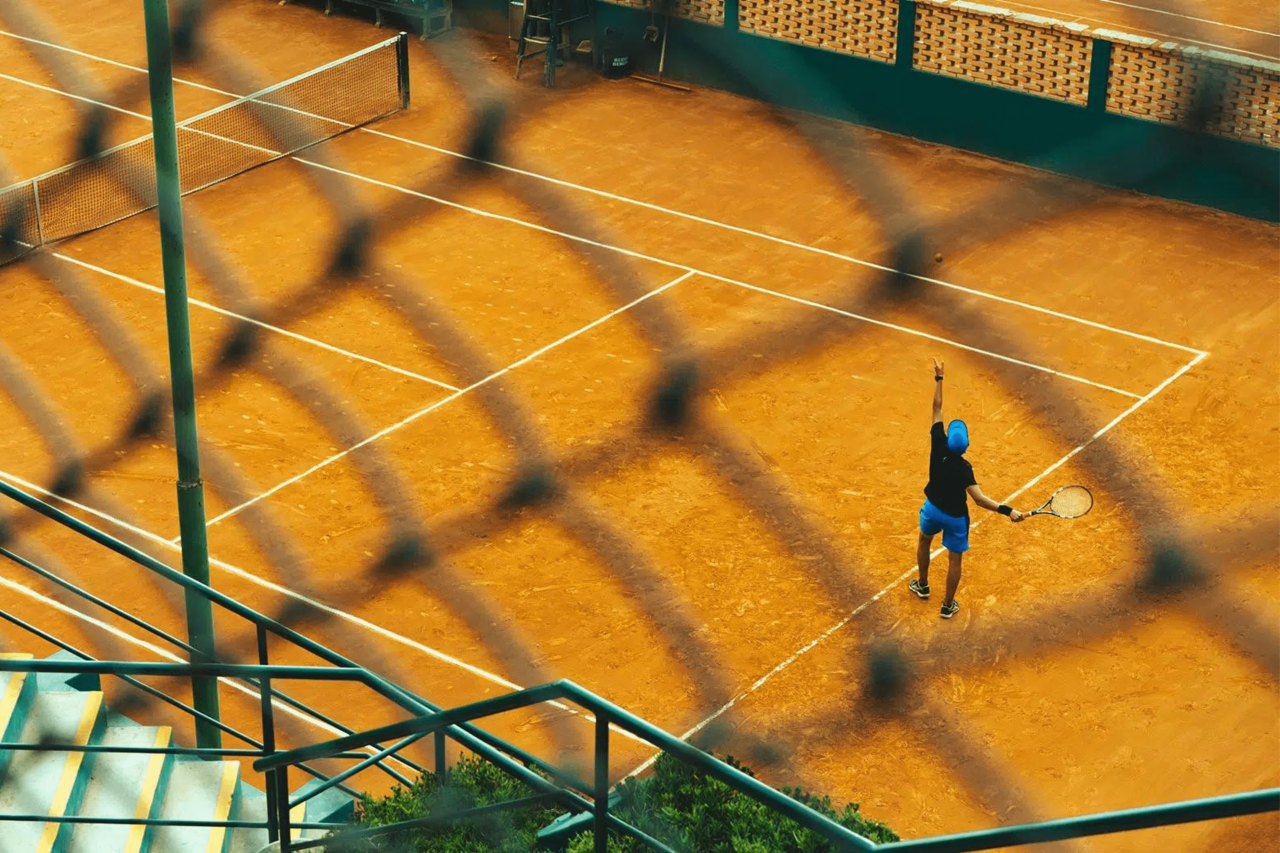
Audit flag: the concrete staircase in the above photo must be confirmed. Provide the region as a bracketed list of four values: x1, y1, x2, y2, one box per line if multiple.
[0, 652, 352, 853]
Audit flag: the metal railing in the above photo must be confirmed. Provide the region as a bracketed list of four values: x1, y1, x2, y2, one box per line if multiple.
[0, 0, 1276, 851]
[2, 378, 1278, 851]
[259, 678, 1280, 852]
[0, 478, 594, 849]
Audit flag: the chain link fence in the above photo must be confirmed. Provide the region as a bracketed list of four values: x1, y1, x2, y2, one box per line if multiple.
[0, 0, 1276, 849]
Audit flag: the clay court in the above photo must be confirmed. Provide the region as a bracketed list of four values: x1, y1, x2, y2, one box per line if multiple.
[0, 0, 1277, 849]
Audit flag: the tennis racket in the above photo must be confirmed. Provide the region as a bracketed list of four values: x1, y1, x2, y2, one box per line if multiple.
[1027, 484, 1093, 519]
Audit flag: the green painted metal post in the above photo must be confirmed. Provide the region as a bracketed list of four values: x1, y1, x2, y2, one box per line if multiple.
[142, 0, 222, 750]
[896, 0, 917, 69]
[1087, 38, 1113, 112]
[594, 713, 609, 853]
[435, 730, 447, 780]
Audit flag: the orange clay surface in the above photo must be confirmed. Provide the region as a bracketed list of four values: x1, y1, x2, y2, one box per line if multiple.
[0, 1, 1277, 849]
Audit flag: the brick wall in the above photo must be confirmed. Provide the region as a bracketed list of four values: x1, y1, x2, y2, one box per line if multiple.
[1108, 38, 1280, 148]
[913, 0, 1091, 105]
[596, 0, 1279, 150]
[599, 0, 725, 26]
[738, 0, 898, 63]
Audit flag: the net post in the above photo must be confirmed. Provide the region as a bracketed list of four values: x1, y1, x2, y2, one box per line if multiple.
[31, 180, 45, 249]
[142, 0, 222, 750]
[396, 32, 411, 111]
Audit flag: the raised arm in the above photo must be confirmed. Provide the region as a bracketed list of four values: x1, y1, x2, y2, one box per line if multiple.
[932, 358, 944, 424]
[966, 484, 1025, 522]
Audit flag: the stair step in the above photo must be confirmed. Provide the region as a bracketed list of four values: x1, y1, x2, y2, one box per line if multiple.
[225, 787, 269, 853]
[0, 654, 36, 761]
[225, 783, 334, 853]
[0, 690, 104, 853]
[151, 758, 239, 853]
[66, 725, 172, 853]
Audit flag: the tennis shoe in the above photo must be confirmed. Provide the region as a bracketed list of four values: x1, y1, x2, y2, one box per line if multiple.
[940, 600, 960, 619]
[909, 579, 930, 599]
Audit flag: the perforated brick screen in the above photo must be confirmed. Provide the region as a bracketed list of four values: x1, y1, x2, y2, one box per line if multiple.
[1108, 41, 1280, 148]
[601, 0, 726, 26]
[739, 0, 898, 63]
[913, 1, 1091, 105]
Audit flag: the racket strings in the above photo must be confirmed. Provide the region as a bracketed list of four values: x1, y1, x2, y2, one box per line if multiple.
[1050, 485, 1094, 518]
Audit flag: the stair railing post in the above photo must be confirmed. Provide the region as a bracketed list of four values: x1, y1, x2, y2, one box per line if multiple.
[434, 729, 447, 781]
[278, 764, 294, 853]
[257, 626, 280, 843]
[141, 0, 222, 750]
[594, 712, 609, 853]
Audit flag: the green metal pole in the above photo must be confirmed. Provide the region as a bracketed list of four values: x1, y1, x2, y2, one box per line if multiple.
[141, 0, 222, 749]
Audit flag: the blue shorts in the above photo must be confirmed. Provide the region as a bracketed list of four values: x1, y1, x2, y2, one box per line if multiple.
[919, 499, 970, 553]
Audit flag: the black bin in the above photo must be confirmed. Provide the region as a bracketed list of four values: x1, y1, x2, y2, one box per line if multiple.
[600, 28, 631, 79]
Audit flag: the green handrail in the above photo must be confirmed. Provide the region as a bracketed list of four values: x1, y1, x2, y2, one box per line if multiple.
[0, 478, 583, 774]
[0, 545, 198, 656]
[9, 481, 1274, 853]
[259, 678, 1280, 853]
[0, 479, 601, 834]
[880, 788, 1280, 851]
[257, 680, 879, 853]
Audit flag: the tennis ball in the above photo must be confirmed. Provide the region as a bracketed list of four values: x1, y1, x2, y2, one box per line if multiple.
[934, 253, 944, 263]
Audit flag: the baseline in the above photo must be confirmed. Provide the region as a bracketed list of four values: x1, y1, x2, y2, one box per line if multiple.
[626, 350, 1209, 777]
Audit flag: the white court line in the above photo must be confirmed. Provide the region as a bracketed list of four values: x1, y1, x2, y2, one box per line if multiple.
[194, 270, 695, 534]
[0, 35, 1216, 754]
[346, 134, 1208, 357]
[704, 275, 1144, 399]
[53, 253, 460, 392]
[625, 350, 1210, 777]
[296, 157, 1163, 399]
[0, 31, 1207, 357]
[0, 74, 459, 392]
[12, 68, 1142, 399]
[0, 468, 652, 747]
[0, 273, 693, 740]
[1088, 0, 1279, 37]
[991, 0, 1280, 54]
[0, 71, 148, 120]
[4, 72, 1178, 498]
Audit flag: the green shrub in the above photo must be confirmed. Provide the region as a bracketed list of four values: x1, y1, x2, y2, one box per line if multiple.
[566, 753, 898, 853]
[344, 753, 561, 852]
[348, 750, 895, 852]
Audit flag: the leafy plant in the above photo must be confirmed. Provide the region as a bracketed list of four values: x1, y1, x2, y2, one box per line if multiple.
[566, 753, 898, 852]
[347, 750, 895, 852]
[342, 753, 561, 852]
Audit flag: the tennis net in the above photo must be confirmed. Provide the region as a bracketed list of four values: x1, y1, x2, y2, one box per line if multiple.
[0, 32, 408, 263]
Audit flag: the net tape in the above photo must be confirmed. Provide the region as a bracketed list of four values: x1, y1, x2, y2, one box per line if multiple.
[1, 32, 405, 255]
[0, 0, 1276, 848]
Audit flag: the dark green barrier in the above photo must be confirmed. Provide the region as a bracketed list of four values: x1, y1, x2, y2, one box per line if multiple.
[466, 0, 1279, 221]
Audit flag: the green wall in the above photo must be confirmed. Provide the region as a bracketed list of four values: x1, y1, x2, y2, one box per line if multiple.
[458, 0, 1279, 221]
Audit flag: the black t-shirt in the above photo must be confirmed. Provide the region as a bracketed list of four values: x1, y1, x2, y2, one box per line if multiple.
[924, 421, 976, 518]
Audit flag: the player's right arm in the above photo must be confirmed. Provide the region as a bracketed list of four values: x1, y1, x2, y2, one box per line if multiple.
[966, 484, 1025, 522]
[931, 358, 944, 425]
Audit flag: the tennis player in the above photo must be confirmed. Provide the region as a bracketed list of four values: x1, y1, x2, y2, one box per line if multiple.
[910, 359, 1024, 619]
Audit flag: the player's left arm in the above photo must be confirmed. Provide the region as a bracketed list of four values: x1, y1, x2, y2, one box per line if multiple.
[967, 484, 1025, 522]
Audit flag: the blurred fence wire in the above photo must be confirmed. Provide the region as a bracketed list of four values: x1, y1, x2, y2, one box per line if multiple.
[0, 0, 1277, 849]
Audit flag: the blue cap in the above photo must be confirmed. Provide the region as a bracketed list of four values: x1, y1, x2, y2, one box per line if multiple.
[947, 420, 969, 455]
